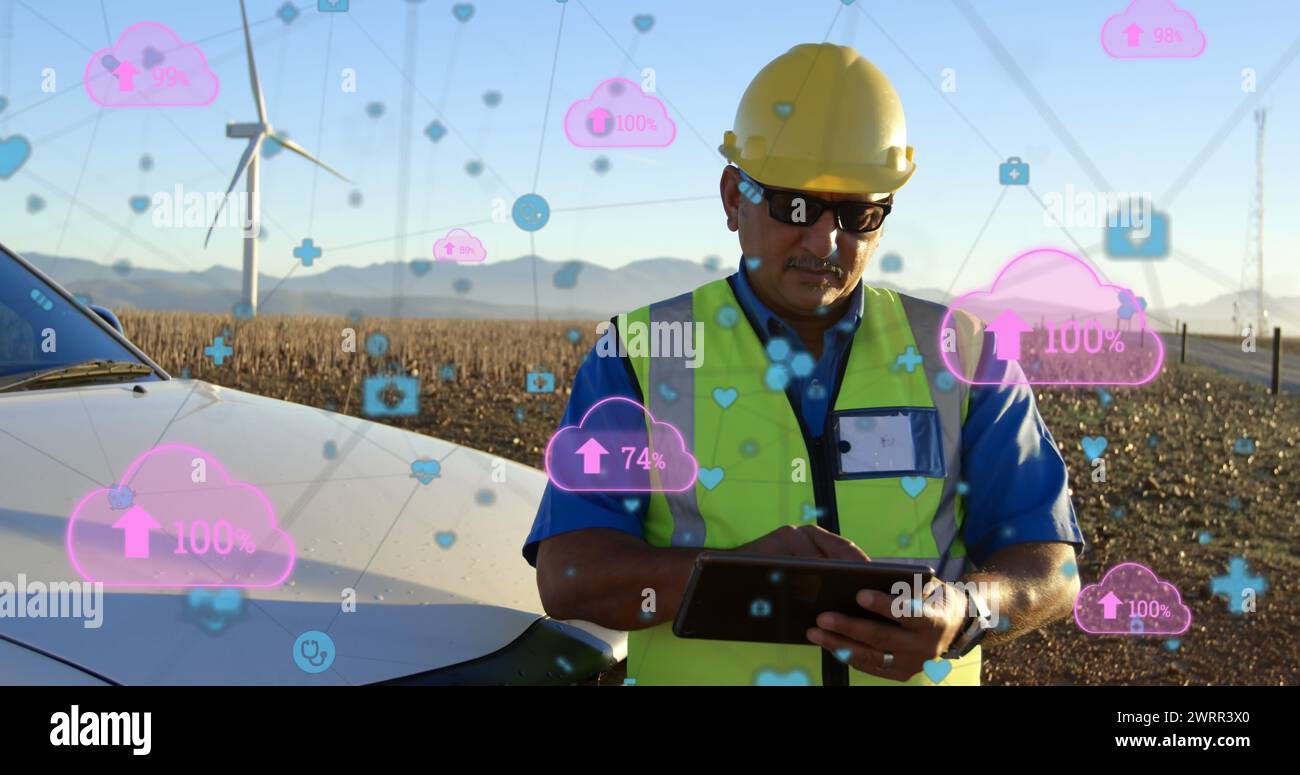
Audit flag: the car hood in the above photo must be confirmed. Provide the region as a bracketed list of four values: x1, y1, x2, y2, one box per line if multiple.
[0, 379, 613, 684]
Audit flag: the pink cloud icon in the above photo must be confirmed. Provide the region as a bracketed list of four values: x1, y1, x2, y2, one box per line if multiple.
[84, 21, 219, 108]
[1101, 0, 1206, 59]
[1074, 562, 1191, 635]
[545, 397, 698, 492]
[941, 248, 1165, 386]
[67, 444, 294, 588]
[563, 77, 676, 148]
[433, 228, 487, 263]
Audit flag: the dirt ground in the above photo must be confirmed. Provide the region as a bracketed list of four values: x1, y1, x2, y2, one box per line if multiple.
[122, 313, 1300, 685]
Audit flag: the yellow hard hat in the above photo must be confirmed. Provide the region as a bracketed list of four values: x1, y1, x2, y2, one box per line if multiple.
[720, 43, 915, 195]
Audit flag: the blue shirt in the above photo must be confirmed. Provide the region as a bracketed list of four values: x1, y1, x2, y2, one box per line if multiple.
[524, 259, 1083, 567]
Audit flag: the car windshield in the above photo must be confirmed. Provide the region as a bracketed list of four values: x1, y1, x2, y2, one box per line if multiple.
[0, 248, 154, 380]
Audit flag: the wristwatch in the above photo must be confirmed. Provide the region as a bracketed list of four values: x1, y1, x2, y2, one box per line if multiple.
[941, 587, 993, 660]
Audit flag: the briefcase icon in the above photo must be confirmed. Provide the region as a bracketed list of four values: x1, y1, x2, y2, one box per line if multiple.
[998, 157, 1029, 185]
[1105, 211, 1170, 259]
[363, 363, 420, 417]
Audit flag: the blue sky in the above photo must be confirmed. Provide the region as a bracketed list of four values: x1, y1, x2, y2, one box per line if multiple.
[1, 0, 1298, 313]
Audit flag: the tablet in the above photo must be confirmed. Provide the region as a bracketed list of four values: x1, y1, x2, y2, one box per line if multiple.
[672, 553, 935, 645]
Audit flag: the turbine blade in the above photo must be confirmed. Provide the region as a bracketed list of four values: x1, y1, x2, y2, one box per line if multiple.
[239, 0, 267, 124]
[268, 132, 352, 183]
[205, 135, 264, 248]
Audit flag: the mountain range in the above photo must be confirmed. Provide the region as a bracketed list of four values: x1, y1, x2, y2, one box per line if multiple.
[18, 251, 1298, 331]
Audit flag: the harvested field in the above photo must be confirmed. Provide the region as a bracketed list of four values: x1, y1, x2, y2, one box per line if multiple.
[120, 311, 1300, 684]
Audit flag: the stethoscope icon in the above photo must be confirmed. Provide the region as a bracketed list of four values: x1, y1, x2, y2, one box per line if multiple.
[300, 639, 328, 667]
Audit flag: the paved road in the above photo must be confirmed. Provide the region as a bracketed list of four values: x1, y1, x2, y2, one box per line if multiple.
[1179, 335, 1298, 395]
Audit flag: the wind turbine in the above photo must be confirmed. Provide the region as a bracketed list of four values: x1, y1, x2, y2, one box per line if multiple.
[206, 0, 350, 316]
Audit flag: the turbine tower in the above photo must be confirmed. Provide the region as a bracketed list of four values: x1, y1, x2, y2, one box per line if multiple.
[206, 0, 350, 316]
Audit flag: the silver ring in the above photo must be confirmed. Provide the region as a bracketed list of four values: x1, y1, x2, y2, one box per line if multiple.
[881, 651, 894, 669]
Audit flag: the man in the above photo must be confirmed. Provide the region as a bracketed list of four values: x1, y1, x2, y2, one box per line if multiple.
[525, 43, 1083, 685]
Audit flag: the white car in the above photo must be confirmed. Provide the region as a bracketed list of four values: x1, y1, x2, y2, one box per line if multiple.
[0, 245, 624, 685]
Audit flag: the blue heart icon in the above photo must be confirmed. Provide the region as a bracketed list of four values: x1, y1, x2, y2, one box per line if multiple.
[452, 3, 474, 22]
[592, 156, 611, 174]
[128, 195, 150, 214]
[410, 458, 441, 484]
[1164, 638, 1181, 651]
[453, 278, 472, 294]
[1233, 437, 1255, 456]
[657, 382, 678, 402]
[712, 387, 738, 409]
[1096, 387, 1112, 407]
[622, 497, 640, 513]
[107, 484, 134, 510]
[26, 194, 45, 213]
[424, 120, 447, 142]
[1081, 436, 1108, 461]
[880, 253, 903, 272]
[754, 668, 810, 686]
[633, 14, 654, 32]
[365, 332, 389, 358]
[744, 256, 762, 271]
[715, 305, 739, 328]
[1117, 291, 1147, 321]
[185, 588, 246, 634]
[800, 503, 823, 523]
[698, 467, 725, 490]
[900, 476, 927, 498]
[1198, 531, 1211, 545]
[553, 261, 581, 289]
[922, 658, 952, 683]
[834, 648, 852, 663]
[365, 101, 385, 118]
[435, 530, 456, 548]
[565, 328, 582, 343]
[464, 160, 483, 176]
[0, 134, 32, 179]
[773, 102, 794, 118]
[409, 259, 431, 276]
[482, 90, 501, 107]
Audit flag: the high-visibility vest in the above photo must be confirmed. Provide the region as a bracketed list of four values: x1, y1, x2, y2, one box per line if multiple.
[616, 276, 985, 685]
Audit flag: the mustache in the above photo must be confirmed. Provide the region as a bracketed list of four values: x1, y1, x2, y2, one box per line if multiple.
[784, 254, 844, 276]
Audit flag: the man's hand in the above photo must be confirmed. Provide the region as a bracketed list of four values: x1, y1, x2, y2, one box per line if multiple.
[805, 582, 969, 681]
[735, 524, 872, 563]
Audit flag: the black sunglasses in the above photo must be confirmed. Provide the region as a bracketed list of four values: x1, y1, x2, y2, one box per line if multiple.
[737, 167, 893, 233]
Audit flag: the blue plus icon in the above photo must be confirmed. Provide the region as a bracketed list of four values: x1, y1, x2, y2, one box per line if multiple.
[1209, 557, 1267, 614]
[293, 238, 321, 267]
[204, 336, 233, 366]
[894, 345, 923, 373]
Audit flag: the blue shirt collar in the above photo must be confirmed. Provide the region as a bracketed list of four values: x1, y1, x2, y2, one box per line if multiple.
[732, 256, 864, 344]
